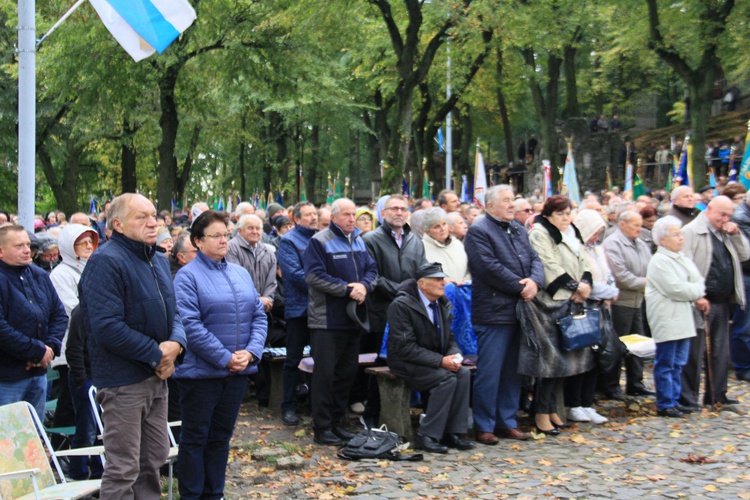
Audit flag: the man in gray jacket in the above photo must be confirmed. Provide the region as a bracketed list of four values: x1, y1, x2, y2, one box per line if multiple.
[602, 211, 654, 399]
[681, 196, 750, 408]
[226, 214, 277, 312]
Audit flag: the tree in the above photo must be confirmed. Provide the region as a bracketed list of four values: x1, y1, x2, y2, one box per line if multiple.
[644, 0, 735, 189]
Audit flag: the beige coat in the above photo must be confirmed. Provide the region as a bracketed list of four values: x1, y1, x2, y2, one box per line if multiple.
[645, 247, 704, 343]
[528, 219, 592, 302]
[681, 211, 750, 308]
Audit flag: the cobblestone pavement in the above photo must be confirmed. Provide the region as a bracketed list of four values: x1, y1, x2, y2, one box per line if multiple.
[224, 370, 750, 499]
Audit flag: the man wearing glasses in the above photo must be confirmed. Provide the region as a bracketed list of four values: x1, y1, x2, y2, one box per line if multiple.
[514, 198, 534, 227]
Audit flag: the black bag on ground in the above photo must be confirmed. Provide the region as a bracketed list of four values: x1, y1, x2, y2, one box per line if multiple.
[337, 427, 423, 461]
[595, 306, 627, 372]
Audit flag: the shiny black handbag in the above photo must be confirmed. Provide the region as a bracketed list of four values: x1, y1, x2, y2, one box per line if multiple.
[557, 303, 602, 352]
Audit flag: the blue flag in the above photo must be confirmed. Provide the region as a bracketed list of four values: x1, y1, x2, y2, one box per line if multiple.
[562, 148, 581, 205]
[739, 130, 750, 191]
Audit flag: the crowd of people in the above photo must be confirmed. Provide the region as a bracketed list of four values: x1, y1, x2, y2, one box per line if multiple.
[2, 175, 750, 498]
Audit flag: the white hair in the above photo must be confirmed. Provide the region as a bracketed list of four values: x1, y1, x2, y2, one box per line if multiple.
[237, 214, 262, 229]
[652, 215, 682, 245]
[485, 184, 513, 206]
[234, 202, 255, 216]
[421, 207, 447, 231]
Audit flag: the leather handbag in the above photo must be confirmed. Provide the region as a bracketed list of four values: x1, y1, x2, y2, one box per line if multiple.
[557, 302, 602, 352]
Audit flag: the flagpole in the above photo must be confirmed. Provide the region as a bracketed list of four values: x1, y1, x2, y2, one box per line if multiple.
[37, 0, 86, 47]
[18, 0, 35, 230]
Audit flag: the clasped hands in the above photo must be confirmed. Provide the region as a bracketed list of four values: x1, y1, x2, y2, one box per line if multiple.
[25, 346, 55, 371]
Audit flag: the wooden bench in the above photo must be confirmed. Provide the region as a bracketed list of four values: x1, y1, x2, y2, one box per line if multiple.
[365, 363, 476, 442]
[265, 353, 378, 412]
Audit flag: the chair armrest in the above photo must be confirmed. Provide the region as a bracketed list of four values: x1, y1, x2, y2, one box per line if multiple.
[54, 445, 106, 458]
[0, 468, 41, 481]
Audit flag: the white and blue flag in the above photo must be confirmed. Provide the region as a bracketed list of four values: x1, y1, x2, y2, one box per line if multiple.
[90, 0, 197, 62]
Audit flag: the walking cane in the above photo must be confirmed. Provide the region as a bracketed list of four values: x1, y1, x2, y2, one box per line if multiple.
[703, 311, 714, 408]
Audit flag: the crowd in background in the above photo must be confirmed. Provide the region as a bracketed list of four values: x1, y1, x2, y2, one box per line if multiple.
[4, 165, 750, 496]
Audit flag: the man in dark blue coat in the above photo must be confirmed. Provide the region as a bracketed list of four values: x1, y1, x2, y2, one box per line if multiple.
[304, 198, 377, 446]
[464, 185, 544, 445]
[0, 225, 67, 421]
[79, 193, 186, 499]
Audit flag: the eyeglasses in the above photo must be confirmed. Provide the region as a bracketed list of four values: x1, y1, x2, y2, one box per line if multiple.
[519, 209, 533, 213]
[74, 239, 94, 247]
[357, 217, 372, 223]
[385, 207, 409, 212]
[204, 233, 231, 240]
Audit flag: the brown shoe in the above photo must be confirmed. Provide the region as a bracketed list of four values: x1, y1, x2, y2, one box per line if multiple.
[475, 431, 499, 445]
[495, 427, 532, 441]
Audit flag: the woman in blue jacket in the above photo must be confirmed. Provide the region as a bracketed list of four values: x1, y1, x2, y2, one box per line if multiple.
[173, 211, 267, 500]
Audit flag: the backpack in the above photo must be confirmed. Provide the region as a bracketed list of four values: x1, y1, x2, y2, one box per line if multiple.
[337, 426, 423, 461]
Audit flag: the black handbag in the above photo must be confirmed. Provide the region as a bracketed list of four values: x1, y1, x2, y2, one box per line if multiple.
[557, 302, 602, 351]
[595, 306, 627, 372]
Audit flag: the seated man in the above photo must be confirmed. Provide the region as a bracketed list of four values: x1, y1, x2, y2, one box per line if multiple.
[386, 262, 475, 453]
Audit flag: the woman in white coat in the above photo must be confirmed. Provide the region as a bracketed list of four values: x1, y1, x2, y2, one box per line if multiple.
[646, 216, 706, 418]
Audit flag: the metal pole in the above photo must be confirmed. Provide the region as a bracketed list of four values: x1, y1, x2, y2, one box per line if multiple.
[18, 0, 35, 231]
[445, 38, 452, 190]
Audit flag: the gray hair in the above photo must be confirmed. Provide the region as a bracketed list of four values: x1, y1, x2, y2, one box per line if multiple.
[513, 198, 530, 211]
[107, 193, 140, 232]
[485, 184, 513, 206]
[618, 209, 641, 223]
[446, 212, 464, 226]
[234, 202, 255, 216]
[421, 207, 447, 232]
[331, 198, 354, 216]
[652, 215, 682, 245]
[671, 185, 692, 201]
[237, 214, 262, 229]
[171, 230, 192, 257]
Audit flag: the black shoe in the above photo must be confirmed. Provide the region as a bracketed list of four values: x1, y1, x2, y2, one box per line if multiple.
[657, 407, 685, 418]
[441, 433, 476, 451]
[626, 386, 656, 396]
[677, 404, 701, 413]
[535, 426, 560, 436]
[332, 426, 356, 440]
[295, 383, 310, 397]
[723, 397, 740, 405]
[603, 390, 626, 401]
[314, 429, 344, 446]
[415, 434, 448, 454]
[282, 409, 299, 426]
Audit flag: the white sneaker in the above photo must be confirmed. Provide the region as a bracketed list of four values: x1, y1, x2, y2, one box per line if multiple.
[583, 407, 608, 424]
[567, 406, 591, 422]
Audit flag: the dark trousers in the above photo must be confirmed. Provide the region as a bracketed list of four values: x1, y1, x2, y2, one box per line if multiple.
[310, 329, 360, 430]
[67, 376, 103, 480]
[176, 376, 247, 500]
[535, 378, 561, 414]
[565, 369, 597, 408]
[281, 317, 310, 412]
[418, 367, 470, 440]
[730, 276, 750, 377]
[599, 305, 645, 393]
[52, 365, 75, 427]
[681, 302, 731, 406]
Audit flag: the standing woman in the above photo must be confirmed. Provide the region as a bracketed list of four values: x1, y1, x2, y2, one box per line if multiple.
[173, 211, 268, 500]
[646, 216, 706, 417]
[528, 196, 595, 435]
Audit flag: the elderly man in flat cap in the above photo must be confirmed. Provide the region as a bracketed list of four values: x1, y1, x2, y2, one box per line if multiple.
[386, 262, 475, 454]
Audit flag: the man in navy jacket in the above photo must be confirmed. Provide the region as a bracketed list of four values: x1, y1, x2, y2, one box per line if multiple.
[304, 198, 377, 445]
[79, 193, 186, 499]
[464, 185, 544, 445]
[0, 225, 67, 421]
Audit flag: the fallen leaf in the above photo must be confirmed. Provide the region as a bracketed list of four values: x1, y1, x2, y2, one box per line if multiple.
[716, 477, 736, 484]
[704, 485, 717, 492]
[416, 466, 430, 474]
[669, 431, 681, 438]
[680, 454, 717, 464]
[538, 458, 553, 466]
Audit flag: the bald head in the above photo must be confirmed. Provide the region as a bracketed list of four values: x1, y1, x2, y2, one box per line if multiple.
[705, 195, 735, 231]
[671, 186, 695, 209]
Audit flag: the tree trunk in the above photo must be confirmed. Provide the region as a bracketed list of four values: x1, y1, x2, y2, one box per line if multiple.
[239, 114, 247, 200]
[157, 66, 179, 211]
[120, 118, 137, 194]
[38, 142, 80, 215]
[310, 125, 320, 204]
[496, 45, 514, 165]
[563, 43, 580, 118]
